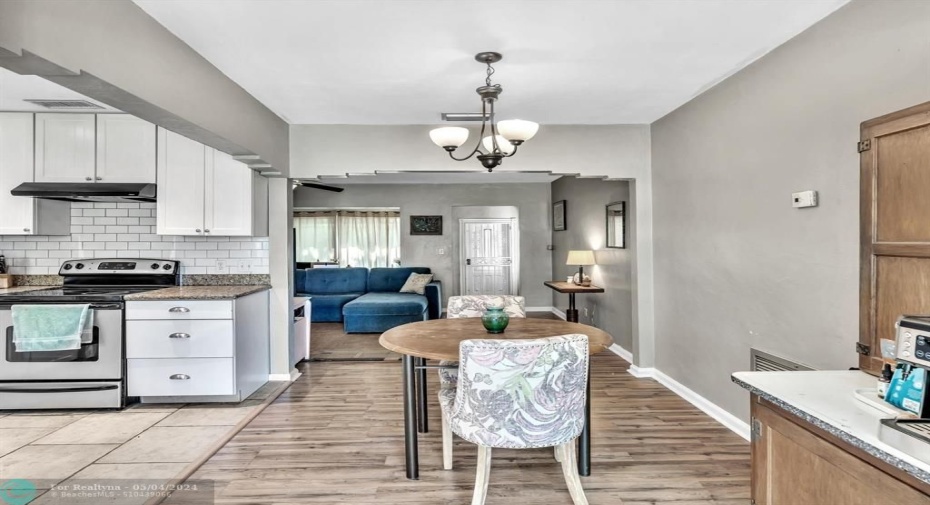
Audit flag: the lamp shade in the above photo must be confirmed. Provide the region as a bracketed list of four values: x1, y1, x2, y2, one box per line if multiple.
[566, 250, 595, 266]
[429, 127, 469, 148]
[498, 119, 539, 142]
[482, 135, 516, 154]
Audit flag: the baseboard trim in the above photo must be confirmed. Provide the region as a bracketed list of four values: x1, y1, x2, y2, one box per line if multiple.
[526, 306, 555, 313]
[289, 368, 302, 381]
[268, 373, 293, 381]
[608, 343, 633, 363]
[551, 307, 567, 320]
[630, 367, 750, 441]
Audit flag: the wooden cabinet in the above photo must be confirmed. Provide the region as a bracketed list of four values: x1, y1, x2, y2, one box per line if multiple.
[95, 114, 156, 183]
[751, 395, 930, 504]
[35, 113, 156, 184]
[34, 113, 96, 183]
[156, 128, 268, 237]
[125, 291, 270, 402]
[0, 113, 70, 236]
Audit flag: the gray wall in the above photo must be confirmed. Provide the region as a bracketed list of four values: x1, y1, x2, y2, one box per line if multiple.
[551, 178, 633, 350]
[0, 0, 289, 173]
[651, 0, 930, 421]
[293, 183, 553, 307]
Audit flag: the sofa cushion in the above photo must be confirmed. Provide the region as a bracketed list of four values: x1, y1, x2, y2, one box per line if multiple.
[343, 292, 428, 316]
[368, 267, 431, 292]
[303, 267, 368, 294]
[303, 293, 365, 322]
[399, 273, 434, 295]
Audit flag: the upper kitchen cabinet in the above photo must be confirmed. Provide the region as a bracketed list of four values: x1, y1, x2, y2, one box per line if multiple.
[35, 113, 156, 184]
[157, 128, 268, 237]
[34, 113, 95, 183]
[0, 113, 70, 236]
[96, 115, 157, 183]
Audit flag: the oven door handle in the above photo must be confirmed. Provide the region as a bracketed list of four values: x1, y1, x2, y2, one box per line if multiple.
[89, 303, 123, 310]
[0, 385, 119, 393]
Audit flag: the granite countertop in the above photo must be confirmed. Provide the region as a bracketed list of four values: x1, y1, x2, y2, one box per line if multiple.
[0, 285, 55, 295]
[124, 285, 271, 301]
[732, 370, 930, 485]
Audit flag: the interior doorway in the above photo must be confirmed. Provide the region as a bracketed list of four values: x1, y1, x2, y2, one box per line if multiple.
[459, 218, 519, 295]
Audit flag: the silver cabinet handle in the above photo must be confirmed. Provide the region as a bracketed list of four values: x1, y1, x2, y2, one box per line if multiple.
[168, 307, 190, 313]
[85, 176, 93, 181]
[204, 229, 210, 233]
[195, 229, 202, 233]
[95, 176, 102, 181]
[23, 228, 30, 233]
[169, 374, 190, 380]
[168, 332, 191, 339]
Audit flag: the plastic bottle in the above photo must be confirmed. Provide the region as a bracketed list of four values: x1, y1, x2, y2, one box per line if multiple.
[0, 255, 6, 275]
[878, 363, 893, 399]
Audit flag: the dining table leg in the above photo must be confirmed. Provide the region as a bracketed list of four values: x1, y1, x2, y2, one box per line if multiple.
[416, 357, 428, 433]
[402, 354, 419, 480]
[578, 370, 591, 476]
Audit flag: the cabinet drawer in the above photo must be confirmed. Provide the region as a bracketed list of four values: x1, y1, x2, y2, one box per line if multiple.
[126, 300, 232, 320]
[126, 320, 234, 358]
[127, 358, 234, 397]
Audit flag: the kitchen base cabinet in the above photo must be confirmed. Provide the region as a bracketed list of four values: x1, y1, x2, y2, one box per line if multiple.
[126, 291, 270, 403]
[751, 395, 930, 504]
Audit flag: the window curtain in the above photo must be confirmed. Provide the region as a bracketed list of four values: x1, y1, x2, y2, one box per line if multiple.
[338, 211, 401, 268]
[294, 212, 336, 262]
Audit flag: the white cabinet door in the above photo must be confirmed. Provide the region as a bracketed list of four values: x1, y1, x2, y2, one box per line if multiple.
[0, 113, 36, 235]
[156, 128, 206, 236]
[35, 113, 95, 183]
[96, 115, 156, 183]
[205, 150, 253, 236]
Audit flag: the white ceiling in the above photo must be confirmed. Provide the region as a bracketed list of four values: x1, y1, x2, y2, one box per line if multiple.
[0, 67, 118, 112]
[311, 172, 561, 185]
[134, 0, 847, 125]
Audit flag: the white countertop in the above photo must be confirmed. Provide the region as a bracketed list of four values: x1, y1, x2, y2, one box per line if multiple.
[732, 370, 930, 484]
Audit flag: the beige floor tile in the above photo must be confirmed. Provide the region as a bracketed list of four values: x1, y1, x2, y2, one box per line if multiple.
[99, 426, 231, 464]
[29, 462, 190, 505]
[0, 444, 117, 488]
[0, 427, 57, 457]
[122, 403, 184, 413]
[68, 462, 189, 480]
[156, 402, 260, 427]
[33, 412, 170, 445]
[0, 414, 86, 429]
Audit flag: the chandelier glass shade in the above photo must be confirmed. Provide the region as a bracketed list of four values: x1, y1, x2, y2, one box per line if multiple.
[429, 52, 539, 171]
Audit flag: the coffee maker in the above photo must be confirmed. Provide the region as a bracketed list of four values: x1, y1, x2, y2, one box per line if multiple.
[887, 316, 930, 417]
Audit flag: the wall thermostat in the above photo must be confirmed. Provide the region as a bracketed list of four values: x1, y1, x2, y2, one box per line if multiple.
[792, 190, 818, 208]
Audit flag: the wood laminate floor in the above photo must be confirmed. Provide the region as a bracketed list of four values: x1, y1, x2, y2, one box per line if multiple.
[166, 351, 751, 504]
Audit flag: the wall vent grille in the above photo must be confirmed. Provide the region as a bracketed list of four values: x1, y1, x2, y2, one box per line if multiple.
[751, 348, 815, 372]
[23, 99, 104, 110]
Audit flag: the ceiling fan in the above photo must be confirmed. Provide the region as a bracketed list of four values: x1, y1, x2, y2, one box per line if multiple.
[292, 180, 344, 193]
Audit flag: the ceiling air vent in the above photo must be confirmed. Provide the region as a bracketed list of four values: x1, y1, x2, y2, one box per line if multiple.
[751, 348, 815, 372]
[23, 99, 104, 110]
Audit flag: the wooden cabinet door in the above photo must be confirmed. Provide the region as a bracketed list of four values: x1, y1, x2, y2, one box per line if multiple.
[752, 399, 930, 505]
[34, 113, 95, 183]
[860, 102, 930, 373]
[156, 128, 206, 236]
[0, 113, 36, 235]
[204, 150, 253, 236]
[96, 114, 156, 183]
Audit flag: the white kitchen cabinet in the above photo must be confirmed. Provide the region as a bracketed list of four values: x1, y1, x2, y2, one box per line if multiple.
[126, 291, 270, 403]
[157, 128, 268, 237]
[35, 113, 96, 183]
[96, 114, 156, 183]
[0, 113, 70, 236]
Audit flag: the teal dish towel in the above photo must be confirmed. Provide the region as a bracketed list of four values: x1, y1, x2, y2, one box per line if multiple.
[12, 304, 92, 352]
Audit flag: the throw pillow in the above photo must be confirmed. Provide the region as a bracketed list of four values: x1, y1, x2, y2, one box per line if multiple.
[399, 273, 434, 295]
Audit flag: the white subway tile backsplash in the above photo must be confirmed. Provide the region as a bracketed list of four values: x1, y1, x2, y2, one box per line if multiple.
[0, 203, 269, 275]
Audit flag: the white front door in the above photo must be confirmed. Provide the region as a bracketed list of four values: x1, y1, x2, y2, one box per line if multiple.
[460, 219, 518, 295]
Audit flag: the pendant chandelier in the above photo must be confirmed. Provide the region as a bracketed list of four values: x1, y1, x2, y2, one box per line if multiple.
[429, 52, 539, 172]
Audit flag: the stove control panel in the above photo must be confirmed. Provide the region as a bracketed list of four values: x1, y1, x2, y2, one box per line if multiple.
[58, 259, 180, 275]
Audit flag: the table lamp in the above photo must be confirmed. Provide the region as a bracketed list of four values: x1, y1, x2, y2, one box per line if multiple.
[566, 250, 595, 284]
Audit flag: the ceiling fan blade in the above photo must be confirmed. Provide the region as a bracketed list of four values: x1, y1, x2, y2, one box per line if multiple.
[297, 182, 345, 193]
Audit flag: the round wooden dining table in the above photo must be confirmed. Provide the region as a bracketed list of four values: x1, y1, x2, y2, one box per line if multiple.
[380, 317, 613, 480]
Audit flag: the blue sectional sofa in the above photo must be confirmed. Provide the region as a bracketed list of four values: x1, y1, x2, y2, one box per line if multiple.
[295, 267, 442, 333]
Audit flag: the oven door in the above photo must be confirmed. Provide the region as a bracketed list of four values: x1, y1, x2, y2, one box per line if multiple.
[0, 303, 123, 381]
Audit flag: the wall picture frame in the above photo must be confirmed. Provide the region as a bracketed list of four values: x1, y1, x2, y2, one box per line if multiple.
[606, 201, 626, 248]
[553, 200, 567, 232]
[410, 215, 443, 235]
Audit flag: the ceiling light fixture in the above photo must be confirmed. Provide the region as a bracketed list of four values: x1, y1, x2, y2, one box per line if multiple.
[429, 52, 538, 172]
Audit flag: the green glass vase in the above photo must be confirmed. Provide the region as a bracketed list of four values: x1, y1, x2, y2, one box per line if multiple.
[482, 306, 509, 334]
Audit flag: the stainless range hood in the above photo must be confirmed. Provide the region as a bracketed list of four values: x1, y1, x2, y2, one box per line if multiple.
[11, 183, 157, 203]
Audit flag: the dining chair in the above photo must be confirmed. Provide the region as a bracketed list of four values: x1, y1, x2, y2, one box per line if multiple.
[439, 334, 590, 505]
[439, 295, 526, 388]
